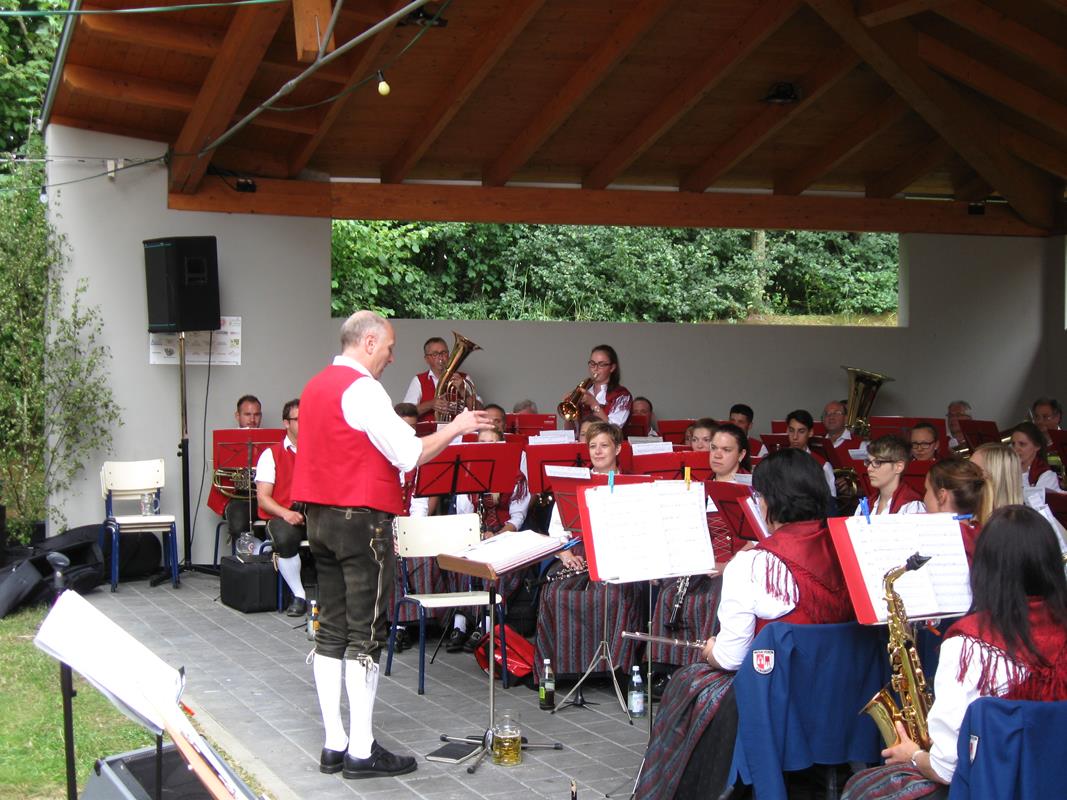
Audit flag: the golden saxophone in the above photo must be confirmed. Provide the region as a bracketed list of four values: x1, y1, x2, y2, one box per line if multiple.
[863, 552, 934, 749]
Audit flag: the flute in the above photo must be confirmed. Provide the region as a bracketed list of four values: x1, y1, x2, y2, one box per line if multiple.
[621, 631, 706, 650]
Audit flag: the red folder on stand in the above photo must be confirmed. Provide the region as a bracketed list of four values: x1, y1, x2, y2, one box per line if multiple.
[623, 414, 651, 437]
[657, 419, 695, 445]
[959, 419, 1004, 451]
[631, 450, 713, 482]
[413, 442, 522, 497]
[761, 434, 789, 454]
[206, 428, 284, 515]
[504, 413, 557, 435]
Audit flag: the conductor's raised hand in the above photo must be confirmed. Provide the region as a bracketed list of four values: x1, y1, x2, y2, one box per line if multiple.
[451, 408, 493, 435]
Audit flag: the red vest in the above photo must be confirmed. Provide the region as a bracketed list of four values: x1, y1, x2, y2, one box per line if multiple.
[866, 480, 924, 514]
[258, 442, 295, 520]
[292, 365, 404, 514]
[415, 370, 469, 422]
[1029, 458, 1054, 487]
[753, 520, 854, 633]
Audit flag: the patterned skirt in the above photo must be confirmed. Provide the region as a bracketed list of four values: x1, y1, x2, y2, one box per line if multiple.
[648, 574, 723, 667]
[635, 663, 736, 800]
[534, 569, 646, 675]
[842, 763, 947, 800]
[391, 556, 446, 623]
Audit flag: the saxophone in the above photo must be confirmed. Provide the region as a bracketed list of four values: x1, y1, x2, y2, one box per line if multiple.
[863, 552, 934, 749]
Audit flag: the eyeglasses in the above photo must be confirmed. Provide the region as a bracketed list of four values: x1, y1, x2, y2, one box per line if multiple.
[285, 416, 298, 422]
[588, 360, 612, 369]
[425, 350, 449, 358]
[910, 440, 935, 448]
[864, 459, 893, 468]
[822, 411, 844, 418]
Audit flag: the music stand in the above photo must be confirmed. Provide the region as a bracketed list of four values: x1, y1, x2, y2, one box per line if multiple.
[705, 480, 771, 545]
[631, 451, 713, 482]
[623, 414, 651, 437]
[436, 551, 564, 774]
[656, 419, 696, 445]
[524, 443, 590, 496]
[504, 413, 557, 435]
[414, 442, 522, 499]
[959, 419, 1004, 451]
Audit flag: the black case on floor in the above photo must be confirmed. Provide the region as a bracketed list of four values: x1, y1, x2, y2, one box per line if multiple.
[220, 555, 276, 613]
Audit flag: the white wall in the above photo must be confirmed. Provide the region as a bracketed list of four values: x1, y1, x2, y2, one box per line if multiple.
[44, 126, 1064, 562]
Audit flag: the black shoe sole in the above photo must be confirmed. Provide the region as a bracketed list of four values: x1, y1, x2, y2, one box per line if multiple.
[342, 761, 417, 780]
[320, 761, 343, 775]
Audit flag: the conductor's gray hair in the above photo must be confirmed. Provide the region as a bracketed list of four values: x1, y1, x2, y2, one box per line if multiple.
[340, 310, 388, 349]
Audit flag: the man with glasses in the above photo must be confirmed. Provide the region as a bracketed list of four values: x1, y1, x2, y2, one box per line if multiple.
[821, 400, 851, 448]
[909, 421, 940, 462]
[945, 400, 973, 450]
[1031, 396, 1063, 446]
[255, 399, 308, 616]
[402, 336, 479, 422]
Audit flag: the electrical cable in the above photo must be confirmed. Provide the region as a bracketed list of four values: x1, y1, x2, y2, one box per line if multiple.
[0, 0, 286, 17]
[2, 155, 165, 195]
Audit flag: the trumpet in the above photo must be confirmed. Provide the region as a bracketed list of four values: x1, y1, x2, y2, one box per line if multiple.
[558, 378, 593, 422]
[212, 467, 256, 500]
[622, 631, 707, 651]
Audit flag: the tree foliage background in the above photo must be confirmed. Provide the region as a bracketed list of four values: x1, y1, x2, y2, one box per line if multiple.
[331, 222, 899, 322]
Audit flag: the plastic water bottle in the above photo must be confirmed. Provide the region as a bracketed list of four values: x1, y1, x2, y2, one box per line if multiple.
[539, 658, 555, 710]
[627, 665, 646, 718]
[235, 531, 256, 559]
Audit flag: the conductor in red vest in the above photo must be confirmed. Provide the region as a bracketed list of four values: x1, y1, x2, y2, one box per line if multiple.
[292, 310, 491, 780]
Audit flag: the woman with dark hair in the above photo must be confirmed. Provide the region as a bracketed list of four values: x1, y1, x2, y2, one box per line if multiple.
[689, 417, 720, 452]
[843, 505, 1067, 800]
[635, 448, 853, 800]
[855, 435, 926, 516]
[535, 422, 644, 677]
[570, 344, 632, 427]
[1011, 421, 1060, 493]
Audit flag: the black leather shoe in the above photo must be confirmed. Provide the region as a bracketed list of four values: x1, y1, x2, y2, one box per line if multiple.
[285, 597, 308, 617]
[342, 745, 417, 779]
[650, 672, 670, 702]
[444, 628, 470, 653]
[320, 747, 345, 774]
[463, 627, 487, 653]
[392, 626, 410, 653]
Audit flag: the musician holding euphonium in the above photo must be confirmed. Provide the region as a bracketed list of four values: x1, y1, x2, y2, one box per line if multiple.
[636, 449, 854, 800]
[402, 335, 481, 422]
[843, 506, 1067, 799]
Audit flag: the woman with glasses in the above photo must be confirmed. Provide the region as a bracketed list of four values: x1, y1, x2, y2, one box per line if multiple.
[842, 505, 1067, 800]
[568, 344, 632, 428]
[909, 421, 940, 462]
[1010, 421, 1061, 493]
[535, 422, 644, 678]
[854, 436, 925, 516]
[636, 448, 854, 800]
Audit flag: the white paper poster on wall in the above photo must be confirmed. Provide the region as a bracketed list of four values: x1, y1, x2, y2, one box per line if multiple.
[149, 316, 242, 366]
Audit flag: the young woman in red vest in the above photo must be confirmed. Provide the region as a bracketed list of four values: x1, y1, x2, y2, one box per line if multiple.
[568, 344, 633, 428]
[854, 435, 926, 517]
[636, 448, 854, 800]
[1011, 421, 1061, 493]
[923, 458, 986, 561]
[843, 505, 1067, 800]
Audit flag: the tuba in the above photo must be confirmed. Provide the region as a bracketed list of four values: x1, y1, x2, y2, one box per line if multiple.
[434, 331, 481, 422]
[863, 553, 934, 749]
[558, 378, 593, 422]
[212, 467, 256, 500]
[842, 366, 893, 439]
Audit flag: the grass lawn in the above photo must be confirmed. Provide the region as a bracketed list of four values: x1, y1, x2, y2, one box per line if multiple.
[0, 604, 154, 799]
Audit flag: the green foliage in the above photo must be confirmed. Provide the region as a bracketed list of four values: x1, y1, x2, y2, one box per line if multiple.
[0, 133, 121, 541]
[0, 0, 63, 152]
[331, 221, 899, 323]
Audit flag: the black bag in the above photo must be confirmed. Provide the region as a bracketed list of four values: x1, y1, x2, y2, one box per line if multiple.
[503, 565, 540, 637]
[0, 558, 47, 618]
[220, 555, 277, 613]
[99, 530, 163, 580]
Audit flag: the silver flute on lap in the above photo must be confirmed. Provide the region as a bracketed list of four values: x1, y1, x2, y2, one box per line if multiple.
[621, 631, 706, 650]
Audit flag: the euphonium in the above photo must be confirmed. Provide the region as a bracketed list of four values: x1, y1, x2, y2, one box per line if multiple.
[842, 366, 893, 439]
[434, 331, 482, 422]
[862, 553, 934, 749]
[558, 378, 593, 422]
[212, 467, 256, 500]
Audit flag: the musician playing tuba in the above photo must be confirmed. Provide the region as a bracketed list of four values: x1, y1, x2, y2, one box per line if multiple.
[843, 506, 1067, 798]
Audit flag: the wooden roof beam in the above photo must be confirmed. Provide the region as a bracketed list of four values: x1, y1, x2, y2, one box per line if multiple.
[935, 2, 1067, 76]
[168, 177, 1054, 236]
[79, 8, 222, 57]
[806, 0, 1057, 229]
[169, 4, 288, 194]
[953, 172, 992, 202]
[287, 0, 409, 177]
[1002, 128, 1067, 182]
[382, 0, 546, 185]
[583, 0, 800, 190]
[857, 0, 951, 27]
[865, 136, 952, 197]
[681, 50, 858, 193]
[775, 95, 909, 196]
[292, 0, 337, 63]
[482, 0, 674, 188]
[917, 34, 1067, 137]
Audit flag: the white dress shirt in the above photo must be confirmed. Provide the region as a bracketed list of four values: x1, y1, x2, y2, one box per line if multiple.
[335, 355, 422, 473]
[711, 549, 796, 671]
[254, 436, 296, 484]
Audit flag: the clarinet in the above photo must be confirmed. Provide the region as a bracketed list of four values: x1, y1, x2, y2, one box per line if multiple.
[665, 575, 691, 630]
[524, 565, 588, 590]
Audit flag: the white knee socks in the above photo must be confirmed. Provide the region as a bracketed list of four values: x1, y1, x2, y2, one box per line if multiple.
[312, 654, 348, 751]
[346, 655, 379, 759]
[276, 554, 306, 599]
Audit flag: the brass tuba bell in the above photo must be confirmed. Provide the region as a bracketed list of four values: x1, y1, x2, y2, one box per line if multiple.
[842, 366, 893, 439]
[434, 331, 482, 422]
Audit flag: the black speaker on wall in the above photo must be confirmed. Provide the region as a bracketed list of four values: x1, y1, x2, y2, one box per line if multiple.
[144, 236, 221, 333]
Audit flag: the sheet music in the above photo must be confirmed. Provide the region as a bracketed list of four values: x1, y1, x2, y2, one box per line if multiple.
[842, 513, 972, 622]
[446, 530, 566, 572]
[528, 430, 575, 444]
[631, 441, 673, 454]
[544, 465, 590, 479]
[734, 474, 753, 486]
[582, 481, 715, 583]
[743, 496, 772, 539]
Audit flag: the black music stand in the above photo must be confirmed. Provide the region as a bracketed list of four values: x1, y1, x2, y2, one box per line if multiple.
[436, 551, 564, 775]
[414, 442, 523, 499]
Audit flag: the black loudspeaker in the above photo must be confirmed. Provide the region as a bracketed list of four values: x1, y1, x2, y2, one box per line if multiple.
[144, 236, 221, 333]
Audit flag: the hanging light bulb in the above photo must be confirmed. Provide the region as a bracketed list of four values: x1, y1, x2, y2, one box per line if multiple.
[38, 184, 48, 205]
[376, 70, 391, 97]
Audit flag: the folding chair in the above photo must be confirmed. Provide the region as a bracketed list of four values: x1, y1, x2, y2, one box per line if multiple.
[100, 459, 179, 592]
[384, 514, 507, 695]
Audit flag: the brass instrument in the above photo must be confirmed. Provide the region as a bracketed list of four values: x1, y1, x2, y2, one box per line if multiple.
[665, 575, 691, 631]
[863, 552, 934, 749]
[558, 378, 593, 422]
[212, 467, 256, 500]
[622, 631, 706, 651]
[434, 331, 482, 422]
[842, 366, 894, 439]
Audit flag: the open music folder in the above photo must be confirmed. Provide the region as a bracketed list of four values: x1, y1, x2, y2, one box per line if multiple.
[828, 513, 973, 624]
[577, 480, 716, 584]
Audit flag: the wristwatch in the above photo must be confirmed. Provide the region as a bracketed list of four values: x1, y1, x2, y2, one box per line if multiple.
[909, 750, 923, 769]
